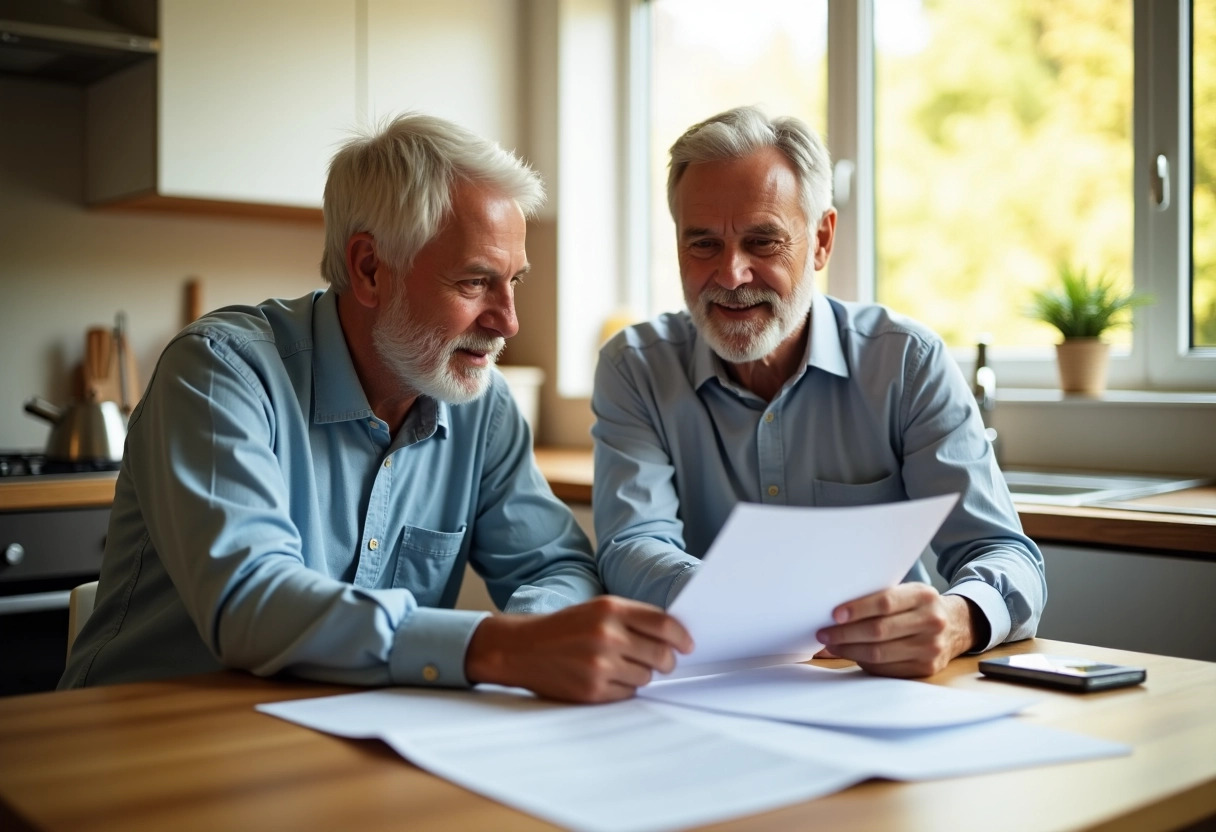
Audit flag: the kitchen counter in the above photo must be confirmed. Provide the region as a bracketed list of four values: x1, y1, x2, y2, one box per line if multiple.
[3, 450, 1213, 559]
[531, 449, 1216, 560]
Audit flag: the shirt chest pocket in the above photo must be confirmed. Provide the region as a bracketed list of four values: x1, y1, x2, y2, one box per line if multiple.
[812, 471, 905, 506]
[392, 524, 467, 608]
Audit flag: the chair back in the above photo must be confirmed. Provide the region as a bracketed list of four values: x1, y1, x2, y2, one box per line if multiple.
[66, 580, 99, 661]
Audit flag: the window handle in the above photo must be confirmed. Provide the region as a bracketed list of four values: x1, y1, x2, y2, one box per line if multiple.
[1151, 153, 1171, 211]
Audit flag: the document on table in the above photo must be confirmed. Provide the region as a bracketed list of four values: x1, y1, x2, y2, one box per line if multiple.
[259, 683, 1129, 832]
[662, 493, 959, 680]
[259, 690, 864, 832]
[639, 663, 1037, 729]
[646, 702, 1131, 781]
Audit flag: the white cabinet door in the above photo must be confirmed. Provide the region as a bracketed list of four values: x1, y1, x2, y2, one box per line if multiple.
[158, 0, 359, 208]
[365, 0, 521, 150]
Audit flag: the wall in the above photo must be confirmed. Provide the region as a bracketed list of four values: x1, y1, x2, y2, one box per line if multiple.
[0, 78, 326, 450]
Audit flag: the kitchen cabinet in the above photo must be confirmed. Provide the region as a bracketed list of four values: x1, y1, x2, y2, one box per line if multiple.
[85, 0, 522, 215]
[87, 0, 357, 213]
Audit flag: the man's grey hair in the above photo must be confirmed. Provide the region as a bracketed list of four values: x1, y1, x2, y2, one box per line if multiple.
[320, 113, 545, 291]
[666, 105, 833, 229]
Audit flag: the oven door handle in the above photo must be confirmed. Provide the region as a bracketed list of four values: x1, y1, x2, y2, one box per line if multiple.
[0, 591, 71, 615]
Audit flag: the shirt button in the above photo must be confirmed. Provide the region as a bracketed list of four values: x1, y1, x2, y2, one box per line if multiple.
[368, 419, 377, 428]
[422, 665, 440, 683]
[368, 538, 379, 551]
[764, 412, 775, 423]
[383, 457, 392, 468]
[767, 485, 779, 497]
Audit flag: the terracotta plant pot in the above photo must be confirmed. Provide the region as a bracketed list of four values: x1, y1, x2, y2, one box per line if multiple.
[1055, 338, 1110, 395]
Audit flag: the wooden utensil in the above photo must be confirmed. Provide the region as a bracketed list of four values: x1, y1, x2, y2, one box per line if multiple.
[113, 312, 140, 415]
[82, 327, 115, 402]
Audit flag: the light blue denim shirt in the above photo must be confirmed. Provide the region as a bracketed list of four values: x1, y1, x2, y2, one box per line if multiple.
[591, 291, 1045, 652]
[61, 290, 599, 690]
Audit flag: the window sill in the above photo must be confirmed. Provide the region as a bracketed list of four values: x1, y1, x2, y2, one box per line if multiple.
[997, 388, 1216, 407]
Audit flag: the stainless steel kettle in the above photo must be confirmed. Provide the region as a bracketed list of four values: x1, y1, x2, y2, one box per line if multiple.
[23, 396, 127, 464]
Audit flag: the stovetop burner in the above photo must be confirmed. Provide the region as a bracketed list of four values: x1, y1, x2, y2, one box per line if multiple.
[0, 452, 122, 477]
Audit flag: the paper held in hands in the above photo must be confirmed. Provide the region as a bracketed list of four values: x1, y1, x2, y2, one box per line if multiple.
[659, 493, 960, 681]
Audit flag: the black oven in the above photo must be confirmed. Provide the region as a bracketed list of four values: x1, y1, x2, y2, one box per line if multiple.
[0, 452, 115, 696]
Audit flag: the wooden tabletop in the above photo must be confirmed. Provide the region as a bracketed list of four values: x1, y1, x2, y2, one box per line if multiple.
[0, 638, 1213, 832]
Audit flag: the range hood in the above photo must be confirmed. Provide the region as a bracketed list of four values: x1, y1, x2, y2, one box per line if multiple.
[0, 0, 157, 84]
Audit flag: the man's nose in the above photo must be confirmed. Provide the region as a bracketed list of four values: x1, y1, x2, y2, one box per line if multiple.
[480, 286, 519, 339]
[716, 247, 753, 291]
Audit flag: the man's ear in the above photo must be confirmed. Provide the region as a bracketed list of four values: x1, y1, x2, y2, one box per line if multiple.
[346, 232, 386, 310]
[812, 209, 838, 271]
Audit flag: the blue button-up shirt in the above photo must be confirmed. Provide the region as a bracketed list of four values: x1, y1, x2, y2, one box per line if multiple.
[61, 290, 599, 689]
[591, 292, 1045, 651]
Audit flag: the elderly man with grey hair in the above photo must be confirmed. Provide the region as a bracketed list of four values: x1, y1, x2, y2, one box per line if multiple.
[62, 113, 691, 701]
[592, 106, 1045, 677]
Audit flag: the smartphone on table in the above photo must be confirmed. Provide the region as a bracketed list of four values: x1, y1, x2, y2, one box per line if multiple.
[978, 654, 1146, 692]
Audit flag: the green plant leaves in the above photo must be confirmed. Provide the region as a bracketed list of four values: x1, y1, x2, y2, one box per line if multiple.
[1025, 264, 1153, 339]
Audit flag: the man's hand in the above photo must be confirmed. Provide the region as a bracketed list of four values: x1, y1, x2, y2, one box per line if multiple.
[464, 596, 694, 703]
[815, 584, 986, 678]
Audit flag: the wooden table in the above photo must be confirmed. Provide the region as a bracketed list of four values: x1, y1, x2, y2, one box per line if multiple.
[1, 638, 1213, 832]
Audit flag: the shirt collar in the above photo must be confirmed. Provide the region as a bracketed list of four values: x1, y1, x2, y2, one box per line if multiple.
[806, 289, 850, 379]
[312, 289, 374, 424]
[691, 288, 850, 391]
[311, 290, 450, 439]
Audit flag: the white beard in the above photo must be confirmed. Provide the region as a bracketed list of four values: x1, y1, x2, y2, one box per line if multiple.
[686, 270, 815, 364]
[372, 284, 505, 405]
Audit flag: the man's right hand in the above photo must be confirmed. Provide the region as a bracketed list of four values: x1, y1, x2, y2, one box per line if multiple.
[464, 596, 694, 703]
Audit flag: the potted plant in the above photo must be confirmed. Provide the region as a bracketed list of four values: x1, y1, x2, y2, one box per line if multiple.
[1025, 264, 1153, 395]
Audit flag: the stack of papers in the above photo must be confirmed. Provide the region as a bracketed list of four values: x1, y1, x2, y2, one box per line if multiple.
[258, 497, 1130, 832]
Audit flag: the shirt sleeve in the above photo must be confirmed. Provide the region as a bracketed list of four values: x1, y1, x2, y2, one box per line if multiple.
[590, 346, 702, 608]
[468, 378, 603, 613]
[134, 332, 488, 688]
[898, 336, 1047, 651]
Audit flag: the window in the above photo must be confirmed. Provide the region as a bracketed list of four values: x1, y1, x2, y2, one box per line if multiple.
[646, 0, 828, 317]
[1194, 1, 1216, 347]
[874, 1, 1134, 352]
[633, 0, 1214, 390]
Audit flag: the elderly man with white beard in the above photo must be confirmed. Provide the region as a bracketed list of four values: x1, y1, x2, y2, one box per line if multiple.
[61, 114, 691, 700]
[592, 106, 1045, 678]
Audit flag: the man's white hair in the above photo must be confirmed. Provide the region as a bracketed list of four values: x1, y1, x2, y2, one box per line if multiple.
[666, 105, 833, 229]
[320, 113, 545, 291]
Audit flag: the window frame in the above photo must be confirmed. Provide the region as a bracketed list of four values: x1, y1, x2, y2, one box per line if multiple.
[828, 0, 1213, 391]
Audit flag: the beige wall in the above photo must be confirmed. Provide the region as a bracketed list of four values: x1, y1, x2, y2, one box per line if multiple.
[1, 77, 325, 450]
[0, 76, 593, 453]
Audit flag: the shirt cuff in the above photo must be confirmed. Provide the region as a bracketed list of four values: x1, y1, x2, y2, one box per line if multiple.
[944, 580, 1010, 653]
[389, 607, 490, 687]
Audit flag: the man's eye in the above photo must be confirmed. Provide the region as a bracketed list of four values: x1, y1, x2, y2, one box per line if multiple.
[464, 279, 488, 289]
[750, 239, 780, 252]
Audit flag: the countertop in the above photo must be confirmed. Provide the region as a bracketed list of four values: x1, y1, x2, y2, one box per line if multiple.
[2, 448, 1213, 559]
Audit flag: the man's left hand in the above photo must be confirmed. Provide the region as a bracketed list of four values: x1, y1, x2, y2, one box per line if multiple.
[815, 584, 981, 678]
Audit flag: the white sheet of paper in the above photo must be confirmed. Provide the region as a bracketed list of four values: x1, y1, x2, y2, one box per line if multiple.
[261, 692, 863, 832]
[640, 663, 1036, 729]
[648, 702, 1131, 781]
[260, 683, 1128, 831]
[382, 701, 864, 832]
[257, 685, 551, 738]
[662, 493, 960, 679]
